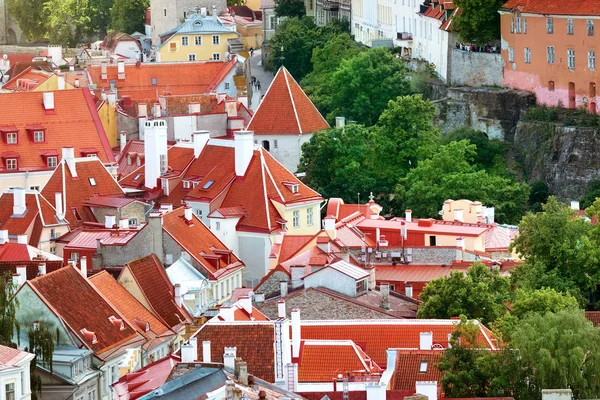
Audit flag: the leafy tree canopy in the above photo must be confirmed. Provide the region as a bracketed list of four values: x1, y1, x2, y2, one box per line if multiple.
[45, 0, 93, 46]
[110, 0, 149, 35]
[417, 262, 510, 325]
[580, 179, 600, 209]
[274, 0, 305, 18]
[0, 272, 19, 346]
[6, 0, 49, 41]
[527, 181, 550, 213]
[453, 0, 504, 44]
[510, 288, 580, 320]
[441, 128, 508, 175]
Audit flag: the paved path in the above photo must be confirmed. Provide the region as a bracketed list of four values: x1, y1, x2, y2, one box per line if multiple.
[249, 48, 274, 97]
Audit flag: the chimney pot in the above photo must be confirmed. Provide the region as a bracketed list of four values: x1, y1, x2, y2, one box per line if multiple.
[234, 131, 254, 177]
[80, 256, 88, 278]
[291, 309, 301, 358]
[277, 300, 286, 319]
[405, 210, 412, 223]
[202, 340, 212, 363]
[43, 92, 55, 110]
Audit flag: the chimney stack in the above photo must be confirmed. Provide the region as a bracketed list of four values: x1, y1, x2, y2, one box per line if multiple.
[105, 215, 116, 228]
[74, 78, 80, 88]
[120, 131, 127, 152]
[117, 60, 126, 79]
[0, 230, 8, 245]
[405, 210, 412, 223]
[193, 131, 210, 158]
[55, 192, 65, 220]
[225, 100, 238, 117]
[42, 92, 55, 111]
[16, 266, 27, 285]
[291, 309, 301, 358]
[323, 217, 336, 239]
[202, 340, 212, 363]
[420, 332, 433, 350]
[174, 283, 183, 307]
[405, 284, 413, 298]
[335, 116, 345, 129]
[138, 103, 148, 117]
[153, 103, 161, 118]
[13, 188, 26, 216]
[277, 300, 286, 319]
[100, 61, 107, 79]
[220, 306, 235, 321]
[80, 256, 88, 278]
[181, 339, 197, 362]
[119, 218, 129, 229]
[57, 75, 65, 90]
[224, 347, 237, 369]
[17, 234, 27, 244]
[456, 236, 465, 251]
[254, 292, 265, 304]
[234, 131, 254, 177]
[62, 147, 77, 178]
[239, 296, 252, 315]
[280, 281, 288, 298]
[144, 119, 168, 189]
[184, 206, 193, 223]
[38, 263, 46, 276]
[571, 201, 580, 211]
[380, 282, 390, 310]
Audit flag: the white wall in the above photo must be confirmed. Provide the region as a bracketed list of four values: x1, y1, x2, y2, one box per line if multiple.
[0, 357, 32, 400]
[238, 232, 271, 284]
[115, 42, 142, 61]
[254, 133, 312, 173]
[304, 268, 357, 297]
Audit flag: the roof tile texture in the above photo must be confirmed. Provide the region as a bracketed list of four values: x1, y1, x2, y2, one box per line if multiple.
[501, 0, 600, 16]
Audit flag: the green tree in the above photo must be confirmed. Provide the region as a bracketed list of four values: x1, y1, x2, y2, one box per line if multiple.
[452, 0, 504, 44]
[527, 181, 550, 213]
[110, 0, 149, 34]
[512, 310, 600, 399]
[417, 263, 510, 325]
[327, 47, 410, 125]
[45, 0, 93, 46]
[6, 0, 49, 41]
[90, 0, 114, 36]
[0, 272, 19, 346]
[511, 288, 580, 320]
[510, 197, 598, 304]
[395, 140, 529, 224]
[441, 128, 508, 175]
[28, 325, 55, 400]
[274, 0, 305, 18]
[580, 179, 600, 209]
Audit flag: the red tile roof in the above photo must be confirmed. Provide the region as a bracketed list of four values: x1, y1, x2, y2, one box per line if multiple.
[0, 345, 31, 368]
[277, 235, 315, 263]
[90, 271, 174, 346]
[2, 67, 52, 91]
[358, 218, 490, 237]
[390, 350, 443, 391]
[585, 311, 600, 327]
[117, 139, 145, 178]
[88, 60, 237, 101]
[113, 355, 179, 400]
[0, 89, 115, 173]
[161, 208, 243, 280]
[64, 228, 142, 250]
[0, 191, 64, 241]
[0, 260, 64, 280]
[500, 0, 600, 16]
[247, 67, 329, 135]
[26, 266, 142, 357]
[0, 243, 42, 261]
[4, 53, 35, 65]
[485, 223, 518, 251]
[41, 158, 125, 227]
[120, 254, 192, 328]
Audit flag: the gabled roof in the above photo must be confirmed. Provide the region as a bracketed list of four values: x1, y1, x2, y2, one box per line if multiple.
[0, 89, 115, 172]
[41, 158, 125, 227]
[247, 67, 329, 135]
[0, 242, 61, 262]
[113, 355, 179, 400]
[89, 271, 175, 348]
[0, 260, 64, 280]
[100, 32, 142, 53]
[0, 345, 33, 369]
[390, 350, 443, 391]
[2, 67, 53, 91]
[117, 139, 145, 178]
[26, 266, 142, 357]
[88, 59, 238, 101]
[500, 0, 600, 16]
[157, 14, 237, 50]
[120, 254, 193, 329]
[304, 260, 370, 281]
[485, 223, 519, 251]
[161, 208, 244, 280]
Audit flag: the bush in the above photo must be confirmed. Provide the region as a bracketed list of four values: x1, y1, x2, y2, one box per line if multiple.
[522, 105, 559, 122]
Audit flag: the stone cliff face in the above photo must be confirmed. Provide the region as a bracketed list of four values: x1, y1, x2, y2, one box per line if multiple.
[515, 122, 600, 201]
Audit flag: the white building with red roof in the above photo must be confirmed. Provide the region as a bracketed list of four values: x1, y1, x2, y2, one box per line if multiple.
[0, 345, 35, 400]
[247, 66, 330, 173]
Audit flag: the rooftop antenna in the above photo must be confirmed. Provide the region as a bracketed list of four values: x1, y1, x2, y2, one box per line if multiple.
[279, 46, 285, 68]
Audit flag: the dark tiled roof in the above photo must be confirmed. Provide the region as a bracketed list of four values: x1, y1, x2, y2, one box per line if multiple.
[0, 260, 63, 280]
[390, 350, 443, 391]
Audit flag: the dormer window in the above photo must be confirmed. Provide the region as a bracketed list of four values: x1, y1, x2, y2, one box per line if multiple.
[282, 181, 300, 193]
[26, 126, 46, 143]
[6, 158, 17, 170]
[6, 132, 17, 144]
[47, 156, 58, 168]
[33, 131, 44, 142]
[192, 182, 199, 188]
[109, 316, 125, 331]
[419, 360, 428, 373]
[183, 180, 191, 189]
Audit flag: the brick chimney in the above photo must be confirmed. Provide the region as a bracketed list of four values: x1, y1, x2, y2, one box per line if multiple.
[12, 187, 26, 216]
[193, 130, 210, 158]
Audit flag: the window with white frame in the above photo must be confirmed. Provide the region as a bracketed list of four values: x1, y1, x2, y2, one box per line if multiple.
[567, 18, 574, 35]
[588, 20, 595, 36]
[6, 132, 16, 144]
[273, 139, 278, 149]
[524, 17, 527, 33]
[181, 36, 189, 46]
[212, 53, 220, 60]
[293, 210, 300, 228]
[307, 207, 314, 226]
[547, 46, 555, 64]
[195, 36, 202, 45]
[516, 14, 522, 33]
[195, 209, 203, 218]
[225, 82, 230, 89]
[188, 54, 196, 61]
[568, 49, 575, 70]
[510, 17, 514, 33]
[589, 50, 596, 71]
[212, 35, 220, 45]
[508, 47, 514, 62]
[547, 17, 553, 33]
[524, 47, 531, 63]
[6, 158, 17, 170]
[33, 131, 44, 142]
[47, 156, 57, 168]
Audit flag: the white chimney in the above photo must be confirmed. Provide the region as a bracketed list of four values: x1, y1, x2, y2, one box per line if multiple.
[225, 100, 237, 117]
[212, 5, 218, 19]
[174, 283, 183, 307]
[153, 103, 161, 118]
[239, 296, 252, 315]
[280, 281, 288, 297]
[74, 78, 80, 88]
[405, 210, 412, 223]
[376, 227, 381, 243]
[13, 188, 26, 216]
[571, 201, 580, 211]
[380, 282, 390, 310]
[144, 119, 168, 189]
[456, 236, 465, 250]
[80, 256, 87, 278]
[55, 192, 64, 220]
[43, 92, 54, 110]
[120, 131, 127, 152]
[38, 263, 46, 275]
[291, 309, 301, 358]
[138, 103, 148, 117]
[190, 337, 198, 359]
[184, 206, 193, 222]
[57, 75, 65, 90]
[223, 347, 237, 369]
[202, 340, 211, 363]
[201, 6, 207, 16]
[12, 273, 20, 287]
[107, 92, 117, 106]
[323, 217, 336, 239]
[420, 331, 433, 350]
[278, 300, 286, 318]
[0, 230, 8, 245]
[16, 266, 27, 285]
[193, 131, 210, 158]
[117, 60, 125, 79]
[62, 147, 77, 178]
[188, 103, 201, 114]
[220, 306, 235, 321]
[105, 215, 116, 228]
[335, 116, 345, 128]
[405, 284, 413, 298]
[234, 131, 254, 177]
[181, 342, 196, 363]
[454, 209, 464, 222]
[119, 218, 129, 229]
[17, 235, 27, 244]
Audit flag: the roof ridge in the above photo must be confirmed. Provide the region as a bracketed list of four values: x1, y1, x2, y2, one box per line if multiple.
[282, 68, 302, 133]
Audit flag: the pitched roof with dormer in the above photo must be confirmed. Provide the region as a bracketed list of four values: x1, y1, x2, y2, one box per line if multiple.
[157, 14, 238, 50]
[0, 89, 115, 173]
[2, 67, 53, 92]
[247, 67, 329, 135]
[500, 0, 600, 16]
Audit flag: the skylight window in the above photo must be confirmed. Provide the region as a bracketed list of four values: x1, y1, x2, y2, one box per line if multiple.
[419, 361, 428, 373]
[89, 177, 96, 186]
[151, 77, 157, 85]
[133, 173, 142, 182]
[202, 180, 215, 190]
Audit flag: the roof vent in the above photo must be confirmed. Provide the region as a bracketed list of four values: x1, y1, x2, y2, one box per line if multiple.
[109, 316, 125, 330]
[42, 92, 54, 111]
[80, 328, 98, 344]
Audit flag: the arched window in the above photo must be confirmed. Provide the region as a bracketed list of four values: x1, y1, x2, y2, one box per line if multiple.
[262, 140, 270, 151]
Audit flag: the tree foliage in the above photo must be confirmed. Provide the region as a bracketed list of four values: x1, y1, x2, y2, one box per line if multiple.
[395, 140, 530, 224]
[45, 0, 93, 46]
[0, 272, 19, 346]
[417, 263, 510, 325]
[510, 288, 580, 320]
[452, 0, 504, 44]
[89, 0, 114, 36]
[441, 128, 508, 175]
[6, 0, 49, 41]
[274, 0, 305, 18]
[580, 179, 600, 209]
[28, 325, 55, 400]
[110, 0, 149, 34]
[527, 181, 550, 213]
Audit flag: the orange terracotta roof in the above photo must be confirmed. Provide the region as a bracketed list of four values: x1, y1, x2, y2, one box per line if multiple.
[2, 67, 52, 91]
[26, 266, 141, 356]
[117, 139, 145, 178]
[501, 0, 600, 16]
[0, 191, 64, 239]
[390, 350, 443, 391]
[247, 67, 329, 135]
[0, 89, 115, 173]
[298, 340, 382, 382]
[0, 260, 64, 280]
[0, 345, 31, 368]
[41, 159, 125, 227]
[113, 355, 178, 399]
[161, 208, 244, 280]
[90, 271, 174, 344]
[586, 311, 600, 327]
[277, 235, 315, 263]
[120, 254, 192, 329]
[88, 60, 237, 101]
